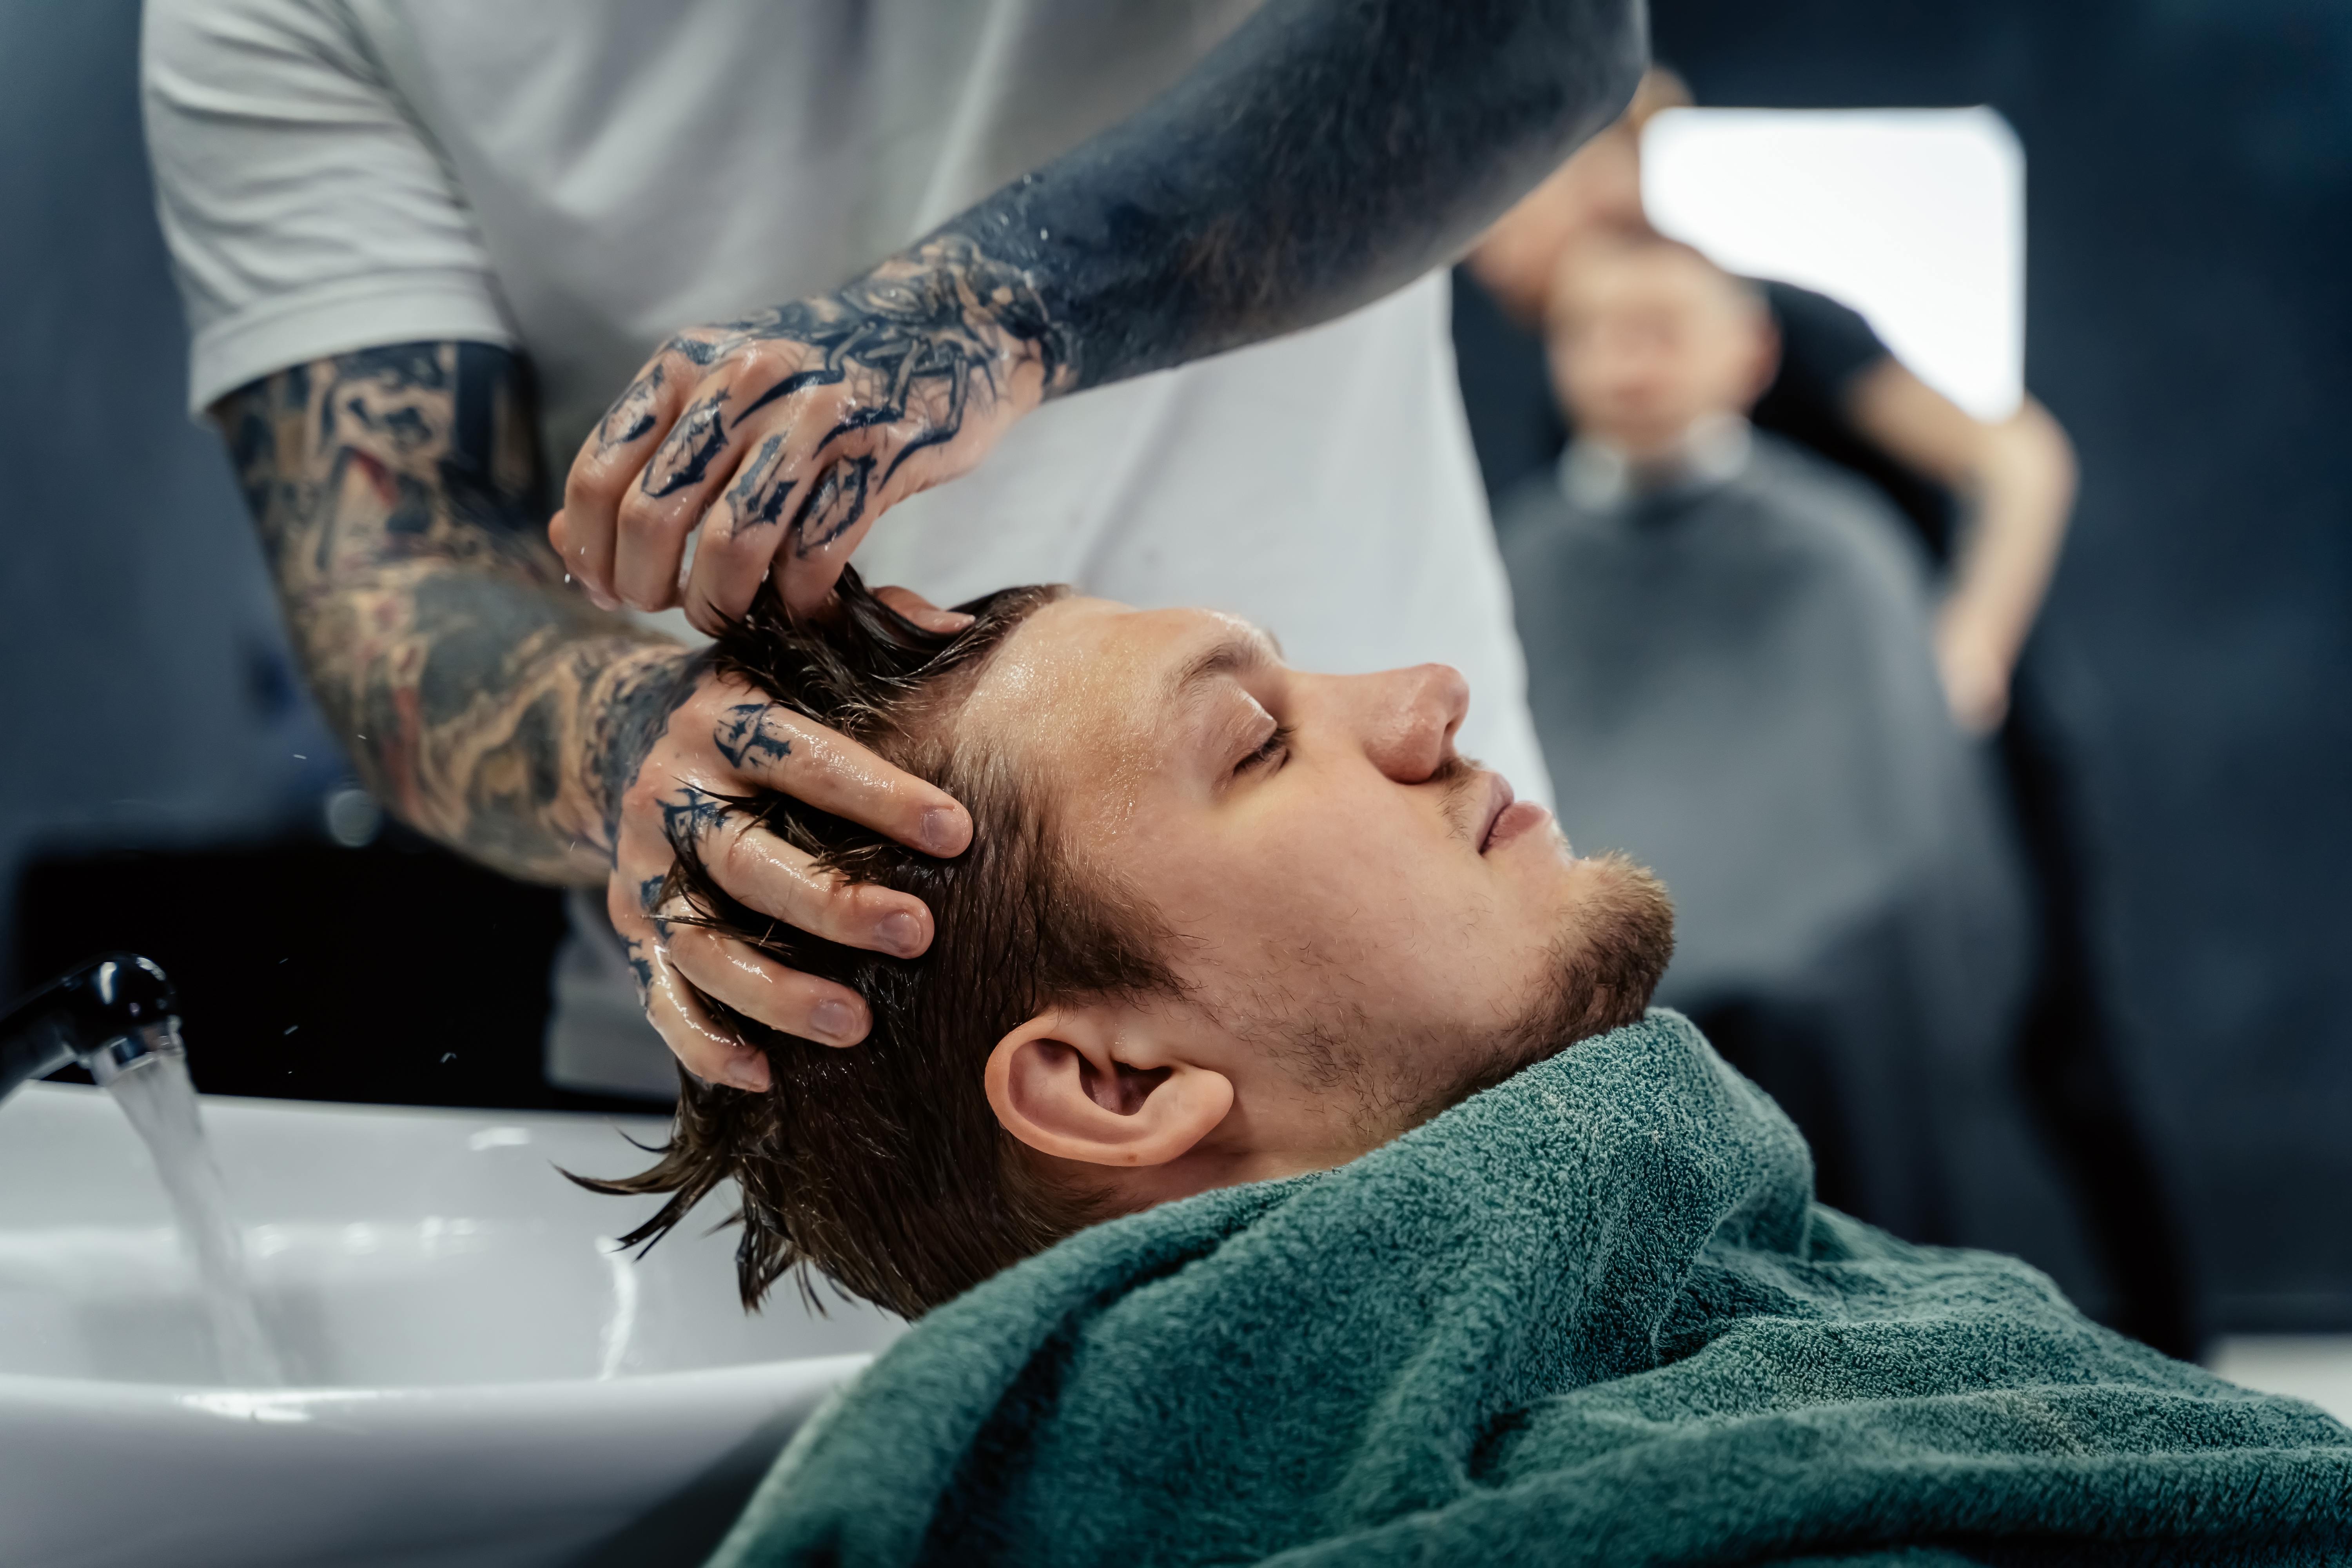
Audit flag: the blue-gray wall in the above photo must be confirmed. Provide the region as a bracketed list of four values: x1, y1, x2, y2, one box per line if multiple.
[1656, 0, 2352, 1327]
[0, 0, 338, 984]
[1, 1, 2344, 1328]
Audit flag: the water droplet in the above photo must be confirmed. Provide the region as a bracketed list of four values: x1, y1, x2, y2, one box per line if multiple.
[324, 788, 383, 848]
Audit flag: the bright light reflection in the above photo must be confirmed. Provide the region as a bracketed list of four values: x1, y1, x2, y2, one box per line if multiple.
[1643, 106, 2026, 420]
[179, 1388, 384, 1422]
[593, 1238, 639, 1380]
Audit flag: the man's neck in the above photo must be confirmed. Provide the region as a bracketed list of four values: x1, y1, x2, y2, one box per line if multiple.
[1561, 413, 1753, 510]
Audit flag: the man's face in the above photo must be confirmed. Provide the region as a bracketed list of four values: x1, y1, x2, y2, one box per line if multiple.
[1547, 249, 1774, 461]
[956, 597, 1668, 1163]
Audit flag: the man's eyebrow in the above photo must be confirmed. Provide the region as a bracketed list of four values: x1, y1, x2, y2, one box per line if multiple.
[1165, 627, 1283, 703]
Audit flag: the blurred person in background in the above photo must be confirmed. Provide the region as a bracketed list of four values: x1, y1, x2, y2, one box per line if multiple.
[1460, 68, 2077, 736]
[1499, 235, 2027, 1254]
[143, 2, 1639, 1102]
[1462, 72, 2197, 1359]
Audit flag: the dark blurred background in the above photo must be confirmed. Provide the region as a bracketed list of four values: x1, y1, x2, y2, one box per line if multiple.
[3, 1, 2347, 1331]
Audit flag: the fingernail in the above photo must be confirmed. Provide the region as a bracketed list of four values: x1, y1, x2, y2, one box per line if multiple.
[877, 911, 922, 955]
[809, 1000, 857, 1042]
[933, 609, 976, 632]
[920, 806, 966, 856]
[723, 1058, 767, 1091]
[586, 586, 619, 611]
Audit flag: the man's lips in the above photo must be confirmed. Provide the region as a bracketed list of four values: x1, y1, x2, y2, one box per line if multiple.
[1473, 771, 1513, 852]
[1473, 769, 1551, 855]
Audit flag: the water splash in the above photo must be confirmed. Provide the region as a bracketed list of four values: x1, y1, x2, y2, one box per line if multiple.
[98, 1038, 283, 1386]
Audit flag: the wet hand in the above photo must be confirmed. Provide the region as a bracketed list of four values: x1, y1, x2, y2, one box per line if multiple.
[553, 236, 1066, 635]
[608, 600, 973, 1091]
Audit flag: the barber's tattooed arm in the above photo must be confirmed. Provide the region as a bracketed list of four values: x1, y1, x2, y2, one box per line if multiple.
[219, 342, 687, 885]
[557, 0, 1645, 632]
[218, 342, 971, 1085]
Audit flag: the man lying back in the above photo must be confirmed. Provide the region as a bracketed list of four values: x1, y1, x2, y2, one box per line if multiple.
[599, 568, 1673, 1318]
[599, 576, 2350, 1566]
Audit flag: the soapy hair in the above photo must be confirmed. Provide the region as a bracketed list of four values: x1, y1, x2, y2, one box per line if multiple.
[576, 570, 1180, 1318]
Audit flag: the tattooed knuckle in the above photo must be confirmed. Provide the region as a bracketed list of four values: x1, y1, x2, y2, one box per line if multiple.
[613, 486, 680, 543]
[712, 830, 755, 886]
[622, 770, 671, 826]
[735, 340, 796, 383]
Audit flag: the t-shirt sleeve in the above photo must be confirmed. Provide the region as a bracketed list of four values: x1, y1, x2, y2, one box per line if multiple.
[1761, 280, 1892, 408]
[142, 0, 517, 415]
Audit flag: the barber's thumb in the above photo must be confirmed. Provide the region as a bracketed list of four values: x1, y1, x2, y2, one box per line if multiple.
[875, 584, 975, 634]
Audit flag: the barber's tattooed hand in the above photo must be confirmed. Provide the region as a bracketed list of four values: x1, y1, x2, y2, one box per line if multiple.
[603, 612, 973, 1090]
[555, 234, 1073, 632]
[217, 341, 977, 1089]
[554, 0, 1641, 634]
[713, 702, 795, 769]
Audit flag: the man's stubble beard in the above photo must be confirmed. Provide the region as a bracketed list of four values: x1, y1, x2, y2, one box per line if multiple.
[1219, 849, 1677, 1145]
[1379, 851, 1677, 1131]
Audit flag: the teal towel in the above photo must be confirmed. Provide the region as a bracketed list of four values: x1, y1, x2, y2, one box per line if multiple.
[710, 1013, 2352, 1566]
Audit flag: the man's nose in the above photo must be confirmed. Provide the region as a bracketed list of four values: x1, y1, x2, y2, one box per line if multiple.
[1354, 663, 1470, 783]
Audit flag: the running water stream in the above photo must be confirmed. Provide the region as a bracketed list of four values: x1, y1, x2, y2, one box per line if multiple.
[98, 1040, 284, 1386]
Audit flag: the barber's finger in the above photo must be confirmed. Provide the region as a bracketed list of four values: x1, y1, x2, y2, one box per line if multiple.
[690, 696, 971, 858]
[561, 347, 702, 603]
[682, 421, 807, 632]
[642, 953, 771, 1091]
[682, 392, 889, 632]
[695, 813, 936, 958]
[615, 906, 771, 1091]
[548, 511, 620, 610]
[613, 776, 935, 958]
[873, 584, 975, 635]
[769, 416, 979, 616]
[769, 495, 880, 618]
[625, 340, 844, 617]
[610, 374, 767, 612]
[663, 922, 871, 1048]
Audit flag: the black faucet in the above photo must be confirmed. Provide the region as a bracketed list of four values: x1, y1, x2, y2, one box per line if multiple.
[0, 954, 183, 1103]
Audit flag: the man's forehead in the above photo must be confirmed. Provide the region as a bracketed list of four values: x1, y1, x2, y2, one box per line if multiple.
[959, 597, 1281, 747]
[1163, 616, 1285, 702]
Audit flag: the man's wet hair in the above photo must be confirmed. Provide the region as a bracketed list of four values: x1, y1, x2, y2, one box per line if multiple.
[579, 570, 1180, 1319]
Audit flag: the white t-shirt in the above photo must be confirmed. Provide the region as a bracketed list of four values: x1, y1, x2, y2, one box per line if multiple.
[143, 0, 1549, 795]
[147, 0, 1557, 1096]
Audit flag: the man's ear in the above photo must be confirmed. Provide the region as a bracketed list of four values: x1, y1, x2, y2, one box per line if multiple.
[984, 1005, 1234, 1169]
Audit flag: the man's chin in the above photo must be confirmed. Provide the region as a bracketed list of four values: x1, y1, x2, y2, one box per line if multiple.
[1465, 851, 1677, 1095]
[1551, 851, 1676, 1038]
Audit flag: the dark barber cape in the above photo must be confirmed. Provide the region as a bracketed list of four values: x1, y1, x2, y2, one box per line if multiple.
[705, 1014, 2352, 1567]
[1495, 428, 2029, 1244]
[1452, 267, 1957, 559]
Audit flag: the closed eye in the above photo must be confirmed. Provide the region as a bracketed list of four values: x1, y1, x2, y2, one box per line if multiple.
[1236, 724, 1292, 776]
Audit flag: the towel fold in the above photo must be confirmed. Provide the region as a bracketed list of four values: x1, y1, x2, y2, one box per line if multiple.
[711, 1012, 2352, 1567]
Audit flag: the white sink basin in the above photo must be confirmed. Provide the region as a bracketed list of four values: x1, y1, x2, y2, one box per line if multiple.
[0, 1082, 902, 1567]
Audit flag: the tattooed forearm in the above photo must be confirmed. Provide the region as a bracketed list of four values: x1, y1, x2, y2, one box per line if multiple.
[602, 1, 1637, 579]
[964, 0, 1644, 388]
[747, 0, 1644, 403]
[219, 342, 693, 884]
